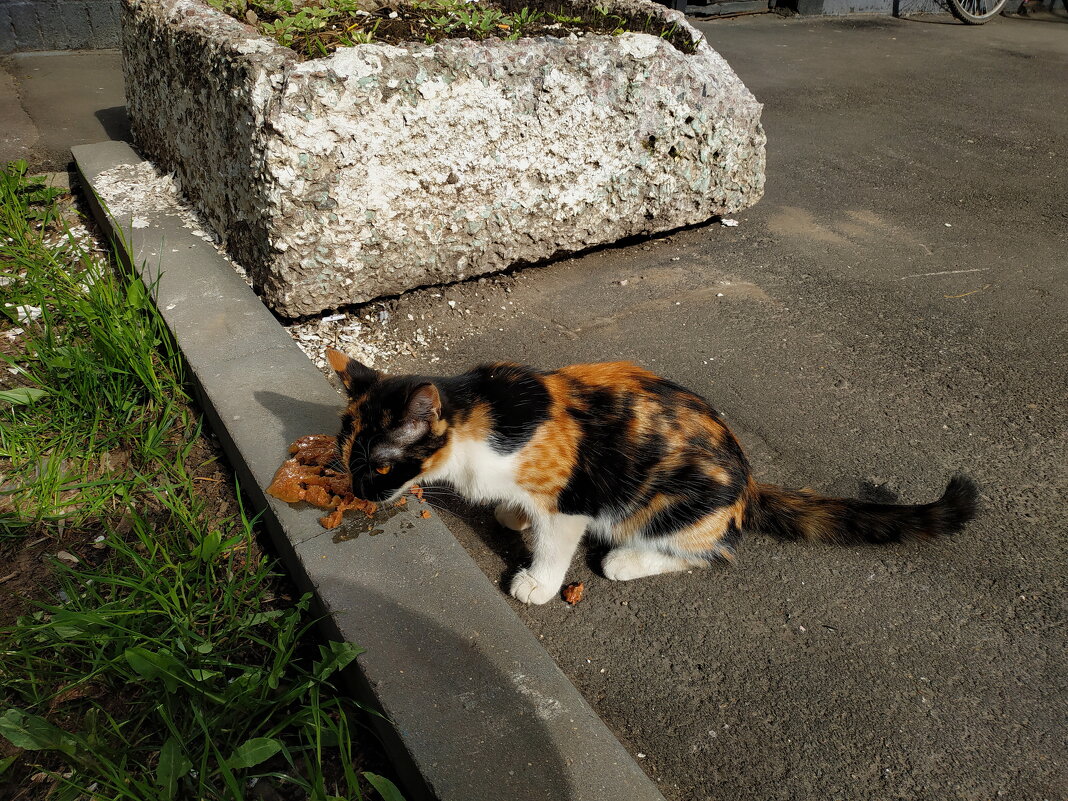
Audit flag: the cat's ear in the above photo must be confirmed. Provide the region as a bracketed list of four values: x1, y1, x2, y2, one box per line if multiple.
[326, 348, 379, 397]
[404, 383, 442, 424]
[395, 383, 445, 442]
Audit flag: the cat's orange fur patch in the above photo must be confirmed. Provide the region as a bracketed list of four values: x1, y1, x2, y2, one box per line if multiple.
[326, 348, 350, 374]
[516, 374, 583, 510]
[420, 401, 491, 474]
[458, 402, 493, 439]
[337, 398, 365, 470]
[614, 493, 675, 541]
[672, 498, 747, 558]
[558, 361, 656, 390]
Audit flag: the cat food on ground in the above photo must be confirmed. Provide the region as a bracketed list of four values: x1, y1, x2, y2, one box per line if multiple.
[266, 434, 377, 529]
[562, 582, 585, 605]
[420, 509, 432, 519]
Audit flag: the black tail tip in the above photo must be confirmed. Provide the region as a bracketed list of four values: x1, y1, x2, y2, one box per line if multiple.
[939, 474, 979, 533]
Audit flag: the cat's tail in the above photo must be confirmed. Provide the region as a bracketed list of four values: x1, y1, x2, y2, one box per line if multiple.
[743, 475, 978, 545]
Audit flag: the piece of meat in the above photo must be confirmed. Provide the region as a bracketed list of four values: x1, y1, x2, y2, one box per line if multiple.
[288, 434, 338, 466]
[303, 484, 334, 509]
[265, 460, 320, 504]
[562, 582, 585, 605]
[268, 435, 374, 529]
[269, 435, 431, 530]
[318, 508, 343, 530]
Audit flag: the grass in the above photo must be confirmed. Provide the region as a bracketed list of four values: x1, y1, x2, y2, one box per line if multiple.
[0, 161, 404, 800]
[0, 164, 184, 535]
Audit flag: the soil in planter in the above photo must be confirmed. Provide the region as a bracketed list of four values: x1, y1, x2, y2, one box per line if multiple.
[208, 0, 699, 58]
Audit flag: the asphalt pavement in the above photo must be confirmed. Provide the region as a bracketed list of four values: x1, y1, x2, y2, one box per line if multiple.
[388, 14, 1067, 801]
[0, 49, 127, 170]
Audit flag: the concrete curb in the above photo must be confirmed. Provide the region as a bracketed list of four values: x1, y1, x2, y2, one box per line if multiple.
[72, 141, 668, 801]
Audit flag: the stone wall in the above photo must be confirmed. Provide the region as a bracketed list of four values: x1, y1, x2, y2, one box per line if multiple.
[787, 0, 947, 14]
[1, 0, 120, 53]
[122, 0, 766, 316]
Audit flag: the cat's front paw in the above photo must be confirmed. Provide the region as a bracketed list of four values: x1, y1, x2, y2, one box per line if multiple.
[509, 569, 557, 605]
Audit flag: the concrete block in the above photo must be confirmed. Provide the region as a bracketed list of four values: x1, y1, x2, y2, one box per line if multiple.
[7, 4, 46, 51]
[1, 7, 18, 54]
[27, 2, 69, 50]
[86, 0, 120, 47]
[60, 2, 94, 50]
[121, 0, 766, 316]
[1, 0, 121, 52]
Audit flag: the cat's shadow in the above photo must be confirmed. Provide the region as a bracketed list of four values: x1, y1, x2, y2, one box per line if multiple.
[315, 582, 580, 801]
[253, 390, 342, 452]
[428, 491, 611, 583]
[427, 492, 528, 585]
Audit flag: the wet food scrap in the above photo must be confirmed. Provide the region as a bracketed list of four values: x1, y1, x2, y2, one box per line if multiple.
[562, 582, 585, 606]
[266, 434, 376, 529]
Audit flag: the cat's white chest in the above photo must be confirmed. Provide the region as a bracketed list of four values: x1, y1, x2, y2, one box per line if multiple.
[430, 437, 525, 505]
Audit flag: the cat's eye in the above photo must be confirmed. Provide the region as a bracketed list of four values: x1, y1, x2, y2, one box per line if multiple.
[375, 465, 391, 475]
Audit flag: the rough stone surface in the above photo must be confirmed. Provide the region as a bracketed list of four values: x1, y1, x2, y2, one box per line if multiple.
[121, 0, 765, 316]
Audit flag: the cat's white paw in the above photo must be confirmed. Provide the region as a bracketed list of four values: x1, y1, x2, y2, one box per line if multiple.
[603, 548, 689, 581]
[509, 569, 557, 605]
[494, 503, 530, 532]
[603, 550, 648, 581]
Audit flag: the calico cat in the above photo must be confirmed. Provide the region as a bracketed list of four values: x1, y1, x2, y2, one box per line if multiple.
[325, 348, 978, 605]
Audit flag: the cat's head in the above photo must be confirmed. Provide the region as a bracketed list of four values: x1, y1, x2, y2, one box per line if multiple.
[327, 348, 449, 502]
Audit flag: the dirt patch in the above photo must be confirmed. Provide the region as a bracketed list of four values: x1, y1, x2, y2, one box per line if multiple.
[210, 0, 697, 58]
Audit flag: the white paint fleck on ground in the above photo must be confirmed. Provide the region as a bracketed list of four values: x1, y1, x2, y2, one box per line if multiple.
[93, 161, 252, 285]
[91, 159, 455, 378]
[510, 672, 564, 722]
[287, 308, 447, 377]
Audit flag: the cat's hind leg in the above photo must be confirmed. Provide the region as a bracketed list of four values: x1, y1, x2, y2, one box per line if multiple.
[602, 546, 703, 581]
[494, 503, 531, 532]
[510, 512, 587, 605]
[603, 513, 741, 581]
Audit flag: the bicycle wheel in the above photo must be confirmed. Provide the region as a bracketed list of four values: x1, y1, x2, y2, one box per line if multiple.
[947, 0, 1009, 23]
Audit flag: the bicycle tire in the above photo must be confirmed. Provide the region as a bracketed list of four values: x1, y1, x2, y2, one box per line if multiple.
[947, 0, 1009, 23]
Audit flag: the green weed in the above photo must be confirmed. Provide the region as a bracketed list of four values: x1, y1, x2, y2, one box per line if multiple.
[546, 11, 583, 23]
[1, 161, 186, 534]
[208, 0, 381, 56]
[1, 494, 390, 800]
